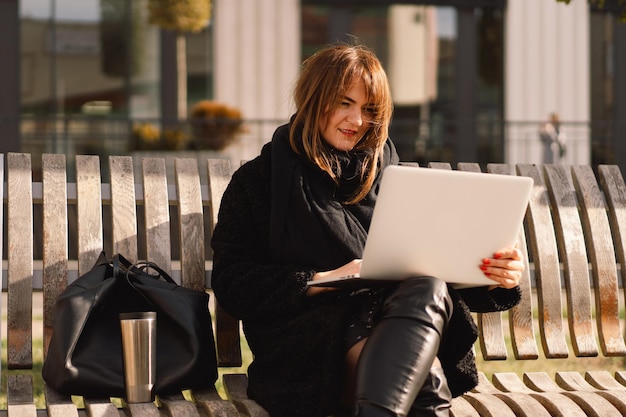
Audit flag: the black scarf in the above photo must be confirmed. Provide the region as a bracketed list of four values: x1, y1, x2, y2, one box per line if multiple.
[269, 122, 399, 270]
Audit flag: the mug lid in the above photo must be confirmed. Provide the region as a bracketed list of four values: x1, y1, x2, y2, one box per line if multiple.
[119, 311, 157, 320]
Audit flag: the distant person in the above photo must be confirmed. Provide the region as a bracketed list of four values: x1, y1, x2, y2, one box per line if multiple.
[540, 113, 567, 164]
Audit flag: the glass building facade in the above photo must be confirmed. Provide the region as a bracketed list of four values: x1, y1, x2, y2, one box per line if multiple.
[301, 3, 505, 163]
[17, 0, 214, 156]
[1, 0, 625, 173]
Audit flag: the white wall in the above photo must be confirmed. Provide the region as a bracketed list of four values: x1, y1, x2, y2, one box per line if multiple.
[213, 0, 300, 160]
[505, 0, 590, 165]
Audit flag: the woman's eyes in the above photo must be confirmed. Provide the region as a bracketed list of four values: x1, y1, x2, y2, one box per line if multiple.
[340, 101, 376, 115]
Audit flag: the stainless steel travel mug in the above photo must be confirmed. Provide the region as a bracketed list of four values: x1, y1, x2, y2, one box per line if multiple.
[120, 312, 156, 403]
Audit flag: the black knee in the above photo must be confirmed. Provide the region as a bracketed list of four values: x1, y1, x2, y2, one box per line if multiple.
[382, 276, 453, 330]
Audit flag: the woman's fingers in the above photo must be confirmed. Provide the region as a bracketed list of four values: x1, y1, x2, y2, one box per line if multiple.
[480, 247, 524, 289]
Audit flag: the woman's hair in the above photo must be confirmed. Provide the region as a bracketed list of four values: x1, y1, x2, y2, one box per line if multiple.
[290, 43, 393, 204]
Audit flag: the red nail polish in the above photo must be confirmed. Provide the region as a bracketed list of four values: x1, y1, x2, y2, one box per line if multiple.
[484, 272, 491, 277]
[480, 265, 487, 271]
[482, 258, 491, 265]
[494, 253, 502, 259]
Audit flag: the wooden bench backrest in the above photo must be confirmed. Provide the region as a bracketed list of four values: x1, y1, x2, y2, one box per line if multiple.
[495, 163, 625, 360]
[208, 159, 626, 365]
[2, 153, 626, 409]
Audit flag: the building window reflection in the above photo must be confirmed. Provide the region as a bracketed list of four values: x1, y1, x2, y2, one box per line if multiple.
[19, 0, 214, 163]
[301, 3, 503, 165]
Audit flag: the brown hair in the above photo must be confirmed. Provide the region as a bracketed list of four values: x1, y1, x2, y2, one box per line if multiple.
[290, 43, 393, 204]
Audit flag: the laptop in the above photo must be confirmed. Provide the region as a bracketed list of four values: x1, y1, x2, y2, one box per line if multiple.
[307, 165, 534, 288]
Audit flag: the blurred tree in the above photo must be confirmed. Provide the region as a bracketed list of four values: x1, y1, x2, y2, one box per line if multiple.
[556, 0, 626, 20]
[148, 0, 212, 120]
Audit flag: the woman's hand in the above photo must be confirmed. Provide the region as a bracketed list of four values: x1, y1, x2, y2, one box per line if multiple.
[306, 259, 362, 296]
[479, 247, 524, 290]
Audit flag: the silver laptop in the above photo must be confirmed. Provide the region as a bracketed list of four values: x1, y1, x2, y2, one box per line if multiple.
[307, 165, 533, 288]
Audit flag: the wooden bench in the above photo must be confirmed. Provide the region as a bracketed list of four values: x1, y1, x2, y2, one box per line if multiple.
[1, 153, 240, 417]
[1, 152, 626, 416]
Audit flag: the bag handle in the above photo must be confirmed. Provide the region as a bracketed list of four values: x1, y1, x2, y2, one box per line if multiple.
[130, 261, 177, 285]
[112, 253, 177, 285]
[112, 253, 180, 310]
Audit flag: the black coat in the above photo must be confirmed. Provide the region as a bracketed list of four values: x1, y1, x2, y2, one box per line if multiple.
[211, 141, 521, 417]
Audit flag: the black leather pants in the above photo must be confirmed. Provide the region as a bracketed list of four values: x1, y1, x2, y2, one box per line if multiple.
[353, 276, 453, 417]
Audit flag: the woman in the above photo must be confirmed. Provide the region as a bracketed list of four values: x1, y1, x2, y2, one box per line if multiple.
[211, 44, 523, 417]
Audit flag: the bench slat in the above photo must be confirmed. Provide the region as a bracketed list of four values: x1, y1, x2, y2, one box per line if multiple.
[0, 154, 3, 382]
[457, 163, 508, 360]
[473, 372, 549, 417]
[529, 395, 589, 417]
[598, 165, 626, 266]
[6, 404, 37, 417]
[175, 158, 206, 292]
[41, 154, 79, 413]
[207, 159, 232, 232]
[192, 386, 241, 417]
[543, 165, 598, 357]
[492, 372, 588, 417]
[471, 373, 551, 417]
[159, 393, 201, 417]
[7, 375, 35, 415]
[148, 162, 203, 417]
[110, 155, 138, 261]
[7, 375, 37, 417]
[75, 155, 104, 276]
[222, 374, 270, 417]
[450, 396, 482, 417]
[587, 393, 626, 415]
[83, 398, 122, 417]
[125, 402, 162, 417]
[596, 165, 626, 348]
[428, 162, 451, 170]
[142, 158, 173, 274]
[7, 153, 34, 369]
[43, 385, 79, 417]
[462, 393, 518, 417]
[170, 157, 232, 415]
[525, 372, 624, 417]
[207, 159, 243, 368]
[42, 154, 69, 354]
[517, 164, 569, 358]
[585, 370, 626, 391]
[488, 163, 539, 360]
[555, 371, 626, 413]
[571, 166, 626, 356]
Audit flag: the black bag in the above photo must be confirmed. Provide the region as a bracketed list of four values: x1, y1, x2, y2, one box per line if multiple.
[42, 252, 218, 397]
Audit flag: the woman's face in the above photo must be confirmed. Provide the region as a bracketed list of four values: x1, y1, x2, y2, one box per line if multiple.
[319, 80, 375, 151]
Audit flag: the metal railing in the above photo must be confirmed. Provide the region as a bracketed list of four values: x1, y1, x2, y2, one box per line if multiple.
[9, 115, 620, 180]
